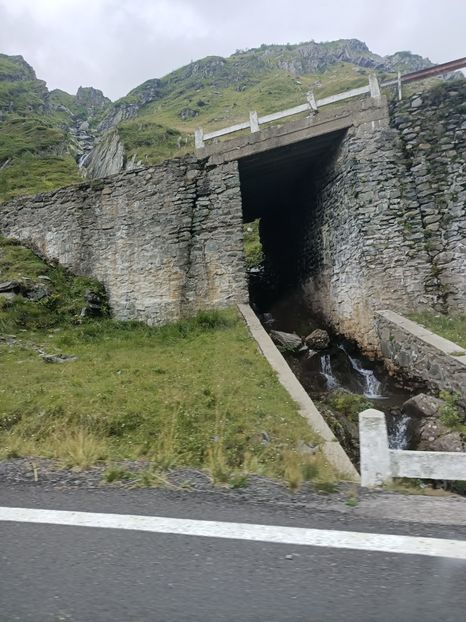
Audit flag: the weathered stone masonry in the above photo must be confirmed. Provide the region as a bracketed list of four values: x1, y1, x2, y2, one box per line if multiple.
[390, 82, 466, 312]
[266, 82, 466, 354]
[0, 156, 248, 324]
[0, 82, 464, 345]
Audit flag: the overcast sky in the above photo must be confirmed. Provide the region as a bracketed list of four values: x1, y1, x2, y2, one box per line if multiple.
[1, 0, 464, 100]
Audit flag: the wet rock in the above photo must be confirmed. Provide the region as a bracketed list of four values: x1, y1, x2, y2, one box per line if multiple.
[402, 393, 445, 418]
[270, 330, 303, 352]
[416, 418, 465, 452]
[262, 312, 274, 327]
[305, 329, 330, 350]
[179, 107, 199, 120]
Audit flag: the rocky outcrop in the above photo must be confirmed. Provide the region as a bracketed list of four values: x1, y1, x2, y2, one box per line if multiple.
[401, 393, 466, 452]
[75, 86, 111, 114]
[416, 417, 465, 452]
[402, 394, 446, 418]
[97, 79, 162, 132]
[81, 128, 139, 179]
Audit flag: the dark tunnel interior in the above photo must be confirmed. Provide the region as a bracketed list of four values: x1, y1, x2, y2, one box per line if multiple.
[238, 128, 347, 309]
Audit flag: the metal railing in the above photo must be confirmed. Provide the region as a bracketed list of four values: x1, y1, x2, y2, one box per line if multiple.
[194, 57, 466, 149]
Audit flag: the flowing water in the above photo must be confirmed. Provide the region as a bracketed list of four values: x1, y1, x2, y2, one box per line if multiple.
[251, 288, 417, 455]
[387, 414, 412, 450]
[339, 345, 385, 399]
[320, 354, 339, 390]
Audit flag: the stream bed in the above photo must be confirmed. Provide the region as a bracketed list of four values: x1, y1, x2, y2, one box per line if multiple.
[252, 289, 421, 462]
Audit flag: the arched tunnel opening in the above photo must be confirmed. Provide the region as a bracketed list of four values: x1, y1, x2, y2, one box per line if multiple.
[238, 128, 347, 315]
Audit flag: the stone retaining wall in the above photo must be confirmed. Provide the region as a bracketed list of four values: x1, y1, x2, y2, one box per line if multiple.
[0, 155, 248, 324]
[390, 81, 466, 312]
[376, 309, 466, 400]
[302, 116, 433, 354]
[302, 81, 465, 354]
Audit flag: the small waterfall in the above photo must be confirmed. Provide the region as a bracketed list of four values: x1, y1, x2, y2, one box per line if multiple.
[389, 414, 411, 450]
[339, 345, 385, 399]
[320, 354, 339, 390]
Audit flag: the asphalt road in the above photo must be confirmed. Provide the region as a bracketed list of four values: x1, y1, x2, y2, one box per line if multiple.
[1, 486, 466, 622]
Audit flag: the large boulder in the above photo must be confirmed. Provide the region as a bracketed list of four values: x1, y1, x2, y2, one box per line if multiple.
[305, 329, 330, 350]
[401, 393, 445, 418]
[416, 418, 465, 452]
[270, 330, 303, 352]
[403, 393, 466, 452]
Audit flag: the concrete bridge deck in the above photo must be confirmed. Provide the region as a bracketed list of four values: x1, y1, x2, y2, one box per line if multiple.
[196, 96, 389, 166]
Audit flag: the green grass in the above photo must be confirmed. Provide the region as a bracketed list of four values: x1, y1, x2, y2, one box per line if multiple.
[0, 237, 107, 331]
[243, 220, 263, 269]
[408, 313, 466, 350]
[324, 390, 372, 423]
[118, 120, 192, 166]
[0, 310, 334, 484]
[0, 153, 80, 201]
[0, 114, 81, 202]
[0, 239, 337, 487]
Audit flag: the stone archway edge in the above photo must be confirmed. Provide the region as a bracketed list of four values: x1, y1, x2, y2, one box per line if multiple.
[237, 304, 360, 482]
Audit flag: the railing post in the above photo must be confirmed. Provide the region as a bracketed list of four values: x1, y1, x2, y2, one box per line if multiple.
[368, 73, 381, 100]
[359, 409, 392, 487]
[397, 71, 402, 101]
[307, 91, 318, 112]
[249, 111, 260, 133]
[194, 128, 204, 149]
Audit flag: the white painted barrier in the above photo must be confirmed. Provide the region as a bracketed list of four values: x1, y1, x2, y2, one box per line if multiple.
[194, 57, 466, 149]
[359, 409, 466, 487]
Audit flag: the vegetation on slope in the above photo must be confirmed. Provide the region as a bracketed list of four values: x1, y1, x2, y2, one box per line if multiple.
[409, 312, 466, 350]
[0, 238, 335, 488]
[0, 41, 438, 201]
[0, 55, 112, 202]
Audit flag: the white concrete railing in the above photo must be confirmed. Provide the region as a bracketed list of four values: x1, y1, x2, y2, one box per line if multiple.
[194, 56, 466, 149]
[194, 73, 380, 149]
[359, 409, 466, 487]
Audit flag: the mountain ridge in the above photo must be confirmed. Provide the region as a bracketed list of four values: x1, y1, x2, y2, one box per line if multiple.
[0, 39, 454, 201]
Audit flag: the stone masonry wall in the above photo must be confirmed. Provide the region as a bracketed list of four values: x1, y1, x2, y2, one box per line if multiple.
[301, 82, 465, 354]
[390, 81, 466, 312]
[0, 155, 248, 324]
[376, 310, 466, 400]
[302, 117, 434, 354]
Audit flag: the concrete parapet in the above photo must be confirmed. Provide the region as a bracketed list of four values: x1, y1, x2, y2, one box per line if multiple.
[376, 310, 466, 400]
[359, 409, 466, 487]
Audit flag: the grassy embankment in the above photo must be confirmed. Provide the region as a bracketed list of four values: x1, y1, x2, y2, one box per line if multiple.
[0, 238, 337, 488]
[409, 313, 466, 351]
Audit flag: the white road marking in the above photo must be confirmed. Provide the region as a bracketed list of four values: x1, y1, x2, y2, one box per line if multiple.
[1, 506, 465, 560]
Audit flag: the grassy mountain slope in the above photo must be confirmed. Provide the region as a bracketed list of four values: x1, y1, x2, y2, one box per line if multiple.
[0, 40, 436, 199]
[0, 237, 335, 488]
[0, 54, 111, 201]
[0, 54, 79, 199]
[112, 40, 433, 166]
